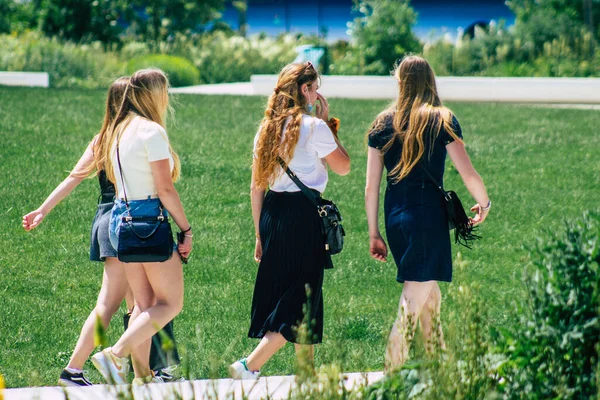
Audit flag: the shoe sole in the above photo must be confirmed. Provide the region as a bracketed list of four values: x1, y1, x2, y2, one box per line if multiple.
[91, 353, 126, 385]
[228, 364, 241, 380]
[58, 378, 91, 387]
[228, 364, 259, 380]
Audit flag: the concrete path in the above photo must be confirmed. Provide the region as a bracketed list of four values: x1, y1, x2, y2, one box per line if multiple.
[528, 103, 600, 110]
[3, 371, 384, 400]
[170, 82, 255, 96]
[169, 81, 600, 110]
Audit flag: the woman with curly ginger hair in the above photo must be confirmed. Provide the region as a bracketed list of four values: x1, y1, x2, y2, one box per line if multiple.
[230, 62, 350, 379]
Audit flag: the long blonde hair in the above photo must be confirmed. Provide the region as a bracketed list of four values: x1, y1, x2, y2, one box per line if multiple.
[369, 55, 461, 182]
[74, 76, 129, 178]
[100, 68, 181, 184]
[253, 62, 319, 189]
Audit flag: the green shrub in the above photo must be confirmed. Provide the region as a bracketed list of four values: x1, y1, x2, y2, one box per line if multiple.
[181, 31, 298, 84]
[127, 54, 200, 87]
[0, 32, 125, 89]
[497, 211, 600, 399]
[424, 11, 600, 78]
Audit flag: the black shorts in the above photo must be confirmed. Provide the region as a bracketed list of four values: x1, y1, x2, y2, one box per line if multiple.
[89, 202, 117, 262]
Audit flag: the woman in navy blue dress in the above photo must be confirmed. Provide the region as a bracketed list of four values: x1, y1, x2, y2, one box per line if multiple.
[365, 56, 491, 372]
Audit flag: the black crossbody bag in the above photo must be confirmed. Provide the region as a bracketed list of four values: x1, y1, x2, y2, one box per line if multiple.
[115, 136, 174, 263]
[278, 158, 345, 268]
[420, 164, 480, 249]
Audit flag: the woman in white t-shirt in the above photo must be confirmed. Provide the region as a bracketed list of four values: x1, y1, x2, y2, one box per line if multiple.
[89, 69, 192, 385]
[229, 62, 351, 379]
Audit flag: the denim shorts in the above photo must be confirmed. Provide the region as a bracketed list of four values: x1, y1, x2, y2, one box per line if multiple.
[109, 197, 169, 251]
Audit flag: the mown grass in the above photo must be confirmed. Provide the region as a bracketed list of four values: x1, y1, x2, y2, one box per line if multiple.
[0, 87, 598, 388]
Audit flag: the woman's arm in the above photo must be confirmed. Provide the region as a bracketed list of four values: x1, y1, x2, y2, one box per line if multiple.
[324, 146, 351, 176]
[365, 147, 388, 261]
[446, 141, 490, 225]
[316, 93, 350, 176]
[151, 159, 192, 258]
[22, 140, 95, 231]
[250, 163, 266, 262]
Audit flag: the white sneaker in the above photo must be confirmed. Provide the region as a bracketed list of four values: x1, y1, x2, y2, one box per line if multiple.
[154, 365, 185, 382]
[91, 347, 129, 385]
[132, 374, 163, 385]
[228, 359, 259, 380]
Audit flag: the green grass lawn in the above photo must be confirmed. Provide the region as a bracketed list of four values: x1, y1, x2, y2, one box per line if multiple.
[0, 87, 598, 388]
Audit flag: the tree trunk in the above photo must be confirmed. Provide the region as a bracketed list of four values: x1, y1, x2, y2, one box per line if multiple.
[583, 0, 594, 32]
[151, 0, 162, 52]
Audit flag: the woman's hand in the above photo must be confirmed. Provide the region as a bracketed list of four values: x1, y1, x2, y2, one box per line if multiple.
[470, 203, 489, 226]
[178, 233, 193, 259]
[254, 238, 262, 262]
[315, 92, 329, 121]
[22, 209, 46, 231]
[369, 233, 388, 262]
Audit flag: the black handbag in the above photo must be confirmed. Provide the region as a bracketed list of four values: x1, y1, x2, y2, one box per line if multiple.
[278, 158, 345, 268]
[115, 136, 174, 263]
[420, 164, 480, 249]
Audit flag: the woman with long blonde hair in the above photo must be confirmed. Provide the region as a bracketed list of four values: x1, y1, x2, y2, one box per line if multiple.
[90, 69, 192, 385]
[229, 62, 350, 379]
[365, 56, 490, 371]
[22, 77, 135, 387]
[23, 76, 183, 385]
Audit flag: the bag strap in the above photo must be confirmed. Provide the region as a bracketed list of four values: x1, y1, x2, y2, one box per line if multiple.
[116, 132, 129, 208]
[419, 163, 451, 200]
[115, 132, 164, 219]
[277, 157, 321, 209]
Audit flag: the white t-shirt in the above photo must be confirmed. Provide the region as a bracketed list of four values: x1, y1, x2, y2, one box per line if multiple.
[111, 116, 174, 200]
[254, 115, 338, 193]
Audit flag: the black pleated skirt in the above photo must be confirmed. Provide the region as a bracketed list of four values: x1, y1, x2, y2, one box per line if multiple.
[248, 190, 326, 344]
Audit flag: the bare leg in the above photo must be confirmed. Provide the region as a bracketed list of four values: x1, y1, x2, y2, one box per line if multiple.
[418, 283, 446, 354]
[124, 287, 135, 314]
[128, 303, 154, 378]
[67, 258, 127, 370]
[111, 254, 183, 378]
[385, 281, 436, 373]
[245, 332, 287, 371]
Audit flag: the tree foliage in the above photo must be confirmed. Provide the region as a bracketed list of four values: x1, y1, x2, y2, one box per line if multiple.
[508, 0, 600, 46]
[34, 0, 124, 44]
[1, 0, 225, 47]
[349, 0, 422, 74]
[125, 0, 224, 46]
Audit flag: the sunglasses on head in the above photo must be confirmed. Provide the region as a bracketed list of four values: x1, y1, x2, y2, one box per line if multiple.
[303, 61, 315, 73]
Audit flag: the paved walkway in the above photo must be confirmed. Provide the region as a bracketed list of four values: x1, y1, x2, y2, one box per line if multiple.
[3, 371, 384, 400]
[169, 82, 600, 110]
[170, 82, 255, 96]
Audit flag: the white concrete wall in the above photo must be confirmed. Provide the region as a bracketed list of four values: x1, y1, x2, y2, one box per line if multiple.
[251, 75, 600, 103]
[0, 72, 49, 88]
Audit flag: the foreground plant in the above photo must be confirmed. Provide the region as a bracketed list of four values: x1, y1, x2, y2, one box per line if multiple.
[497, 211, 600, 399]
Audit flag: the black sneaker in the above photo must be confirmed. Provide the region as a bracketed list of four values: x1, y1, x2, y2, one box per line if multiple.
[58, 369, 93, 387]
[153, 365, 185, 383]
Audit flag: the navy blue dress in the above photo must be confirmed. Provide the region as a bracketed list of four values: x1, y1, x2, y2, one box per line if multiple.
[368, 113, 462, 283]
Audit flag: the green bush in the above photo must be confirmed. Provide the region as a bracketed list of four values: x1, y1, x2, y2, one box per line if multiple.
[180, 31, 298, 84]
[0, 32, 125, 88]
[425, 23, 600, 77]
[497, 211, 600, 398]
[127, 54, 200, 87]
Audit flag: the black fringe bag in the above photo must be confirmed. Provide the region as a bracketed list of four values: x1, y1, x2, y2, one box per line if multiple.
[421, 165, 481, 248]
